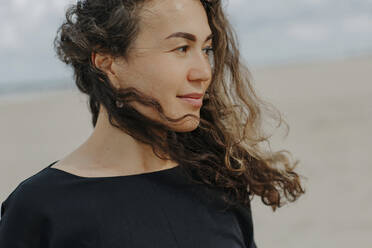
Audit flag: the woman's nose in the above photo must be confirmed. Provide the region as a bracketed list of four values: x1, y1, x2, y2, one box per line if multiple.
[187, 53, 212, 82]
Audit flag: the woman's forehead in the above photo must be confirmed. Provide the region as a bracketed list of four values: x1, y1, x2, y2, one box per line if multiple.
[139, 0, 210, 41]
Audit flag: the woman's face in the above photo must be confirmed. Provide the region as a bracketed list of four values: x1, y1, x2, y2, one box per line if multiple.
[111, 0, 213, 132]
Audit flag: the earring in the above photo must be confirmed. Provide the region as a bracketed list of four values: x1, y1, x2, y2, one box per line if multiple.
[116, 100, 124, 108]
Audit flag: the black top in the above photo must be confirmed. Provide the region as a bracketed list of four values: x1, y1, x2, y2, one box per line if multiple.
[0, 160, 257, 248]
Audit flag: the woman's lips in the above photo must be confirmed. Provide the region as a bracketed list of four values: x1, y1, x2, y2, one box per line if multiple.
[177, 96, 203, 108]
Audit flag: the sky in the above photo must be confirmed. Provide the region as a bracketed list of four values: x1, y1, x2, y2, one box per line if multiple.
[0, 0, 371, 87]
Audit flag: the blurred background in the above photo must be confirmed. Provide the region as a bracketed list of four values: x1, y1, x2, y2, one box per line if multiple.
[1, 0, 371, 247]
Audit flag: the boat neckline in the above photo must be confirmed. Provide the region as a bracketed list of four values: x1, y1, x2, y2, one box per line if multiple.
[46, 160, 181, 180]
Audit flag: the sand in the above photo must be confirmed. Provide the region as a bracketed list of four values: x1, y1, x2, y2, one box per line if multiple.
[1, 54, 371, 247]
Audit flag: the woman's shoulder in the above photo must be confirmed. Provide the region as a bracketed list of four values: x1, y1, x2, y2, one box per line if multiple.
[9, 161, 60, 193]
[0, 161, 67, 245]
[1, 161, 61, 217]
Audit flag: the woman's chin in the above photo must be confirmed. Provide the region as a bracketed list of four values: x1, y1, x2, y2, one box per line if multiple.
[168, 117, 200, 133]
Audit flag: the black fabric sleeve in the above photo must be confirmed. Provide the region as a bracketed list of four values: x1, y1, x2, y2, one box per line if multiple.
[233, 201, 258, 248]
[0, 183, 47, 247]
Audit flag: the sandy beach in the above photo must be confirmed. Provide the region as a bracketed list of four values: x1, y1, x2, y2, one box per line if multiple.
[1, 54, 371, 247]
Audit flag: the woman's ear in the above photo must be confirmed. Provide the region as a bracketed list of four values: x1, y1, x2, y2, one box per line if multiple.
[91, 52, 121, 89]
[91, 52, 114, 75]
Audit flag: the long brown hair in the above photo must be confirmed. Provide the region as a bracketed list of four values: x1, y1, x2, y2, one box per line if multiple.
[54, 0, 305, 212]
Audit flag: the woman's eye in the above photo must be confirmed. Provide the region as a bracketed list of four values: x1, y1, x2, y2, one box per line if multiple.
[176, 46, 189, 53]
[203, 46, 214, 55]
[175, 46, 214, 54]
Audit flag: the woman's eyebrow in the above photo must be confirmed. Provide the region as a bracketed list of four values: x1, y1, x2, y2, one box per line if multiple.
[165, 32, 213, 42]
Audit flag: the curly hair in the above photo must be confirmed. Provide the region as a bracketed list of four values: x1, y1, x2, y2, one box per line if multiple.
[54, 0, 306, 212]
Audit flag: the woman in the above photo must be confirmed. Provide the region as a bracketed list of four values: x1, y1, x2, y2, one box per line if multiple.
[0, 0, 305, 247]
